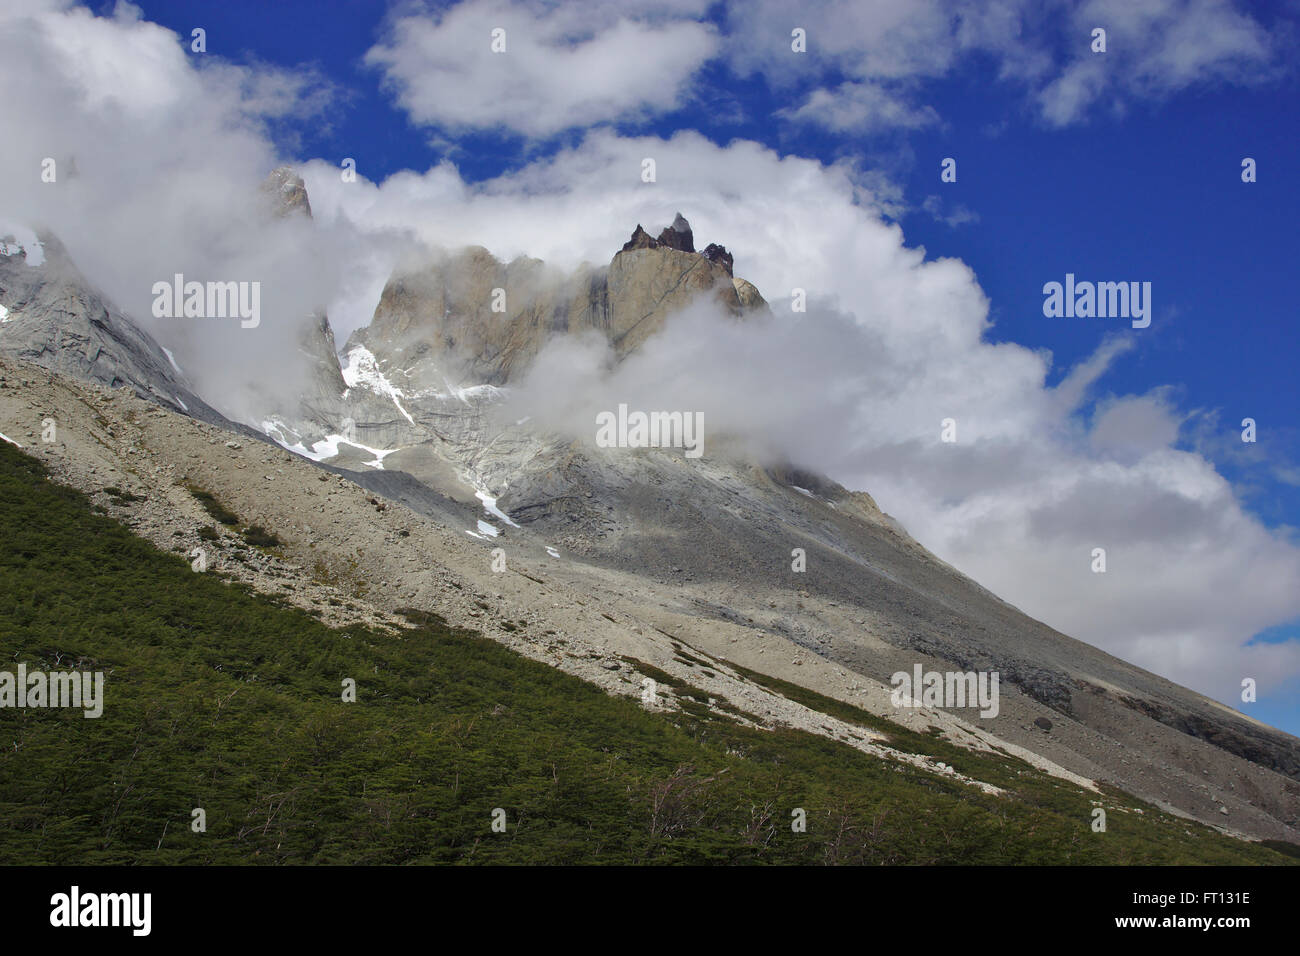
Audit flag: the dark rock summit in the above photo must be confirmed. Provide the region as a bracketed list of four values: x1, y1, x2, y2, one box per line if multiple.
[617, 213, 731, 274]
[702, 242, 734, 276]
[656, 212, 695, 252]
[621, 225, 656, 251]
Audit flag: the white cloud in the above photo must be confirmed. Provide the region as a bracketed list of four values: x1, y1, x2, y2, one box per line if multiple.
[364, 0, 719, 138]
[0, 0, 357, 426]
[921, 194, 980, 228]
[1089, 389, 1184, 459]
[726, 0, 978, 83]
[779, 81, 939, 133]
[722, 0, 1278, 130]
[1038, 0, 1275, 125]
[362, 1, 1282, 137]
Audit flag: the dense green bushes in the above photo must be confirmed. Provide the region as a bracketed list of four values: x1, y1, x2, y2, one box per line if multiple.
[186, 485, 239, 526]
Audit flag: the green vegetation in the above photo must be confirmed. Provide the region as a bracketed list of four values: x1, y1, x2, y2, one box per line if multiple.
[186, 485, 239, 526]
[395, 607, 442, 627]
[240, 525, 281, 549]
[1261, 839, 1300, 860]
[102, 485, 144, 504]
[184, 486, 279, 548]
[0, 440, 1293, 865]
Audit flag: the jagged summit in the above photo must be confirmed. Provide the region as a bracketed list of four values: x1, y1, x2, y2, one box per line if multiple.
[621, 224, 656, 251]
[621, 212, 735, 272]
[619, 213, 736, 276]
[656, 212, 694, 252]
[348, 212, 766, 390]
[701, 242, 733, 276]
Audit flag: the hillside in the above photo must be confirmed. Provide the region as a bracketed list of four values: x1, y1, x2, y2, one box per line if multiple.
[1, 436, 1293, 865]
[3, 199, 1299, 849]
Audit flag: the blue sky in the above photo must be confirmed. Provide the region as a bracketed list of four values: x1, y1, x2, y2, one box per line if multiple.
[21, 0, 1300, 732]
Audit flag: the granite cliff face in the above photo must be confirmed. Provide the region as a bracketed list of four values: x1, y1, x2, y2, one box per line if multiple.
[348, 213, 765, 391]
[0, 231, 230, 427]
[291, 211, 773, 473]
[250, 168, 397, 457]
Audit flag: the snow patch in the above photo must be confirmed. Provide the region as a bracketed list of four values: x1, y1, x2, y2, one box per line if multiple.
[341, 346, 415, 425]
[546, 546, 560, 558]
[261, 419, 396, 469]
[452, 383, 501, 405]
[160, 346, 183, 374]
[476, 520, 500, 538]
[360, 447, 397, 469]
[476, 489, 520, 528]
[341, 344, 505, 413]
[792, 486, 815, 498]
[0, 223, 45, 266]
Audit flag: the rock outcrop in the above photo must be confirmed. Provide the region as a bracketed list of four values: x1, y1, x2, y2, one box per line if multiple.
[656, 212, 695, 252]
[250, 167, 367, 451]
[356, 213, 765, 388]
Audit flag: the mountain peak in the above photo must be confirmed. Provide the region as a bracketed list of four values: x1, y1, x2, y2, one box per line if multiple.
[620, 213, 708, 258]
[656, 212, 694, 252]
[701, 242, 733, 276]
[621, 224, 657, 252]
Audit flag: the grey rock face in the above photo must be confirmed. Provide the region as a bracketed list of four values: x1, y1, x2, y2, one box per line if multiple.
[261, 166, 312, 219]
[248, 166, 374, 453]
[0, 232, 230, 428]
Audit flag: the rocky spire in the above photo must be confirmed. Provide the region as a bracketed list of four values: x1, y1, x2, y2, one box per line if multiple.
[656, 212, 694, 253]
[621, 224, 657, 251]
[618, 215, 734, 277]
[701, 242, 733, 276]
[621, 213, 702, 256]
